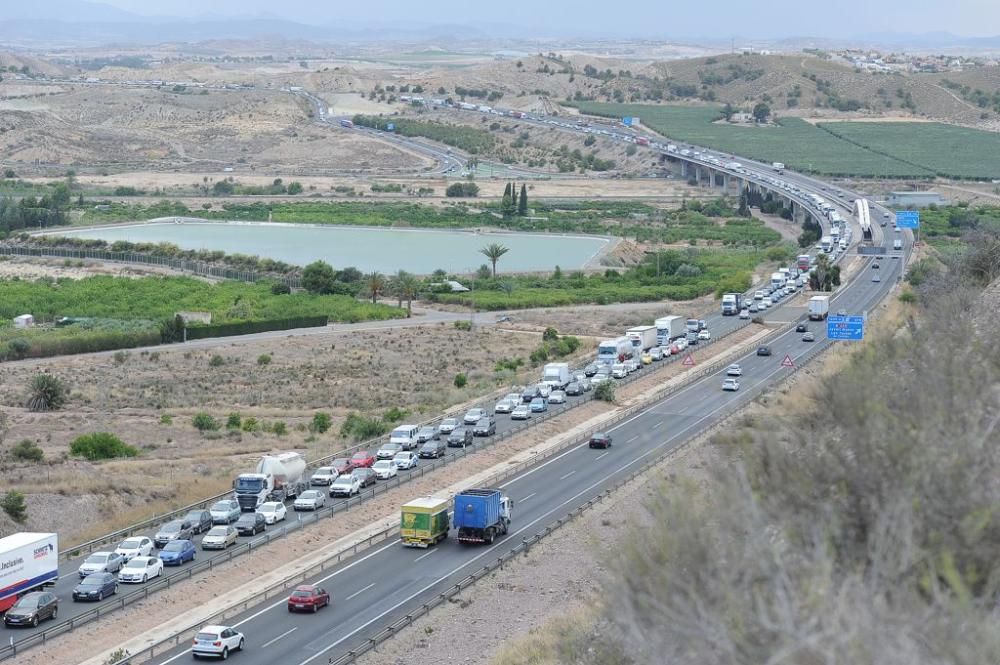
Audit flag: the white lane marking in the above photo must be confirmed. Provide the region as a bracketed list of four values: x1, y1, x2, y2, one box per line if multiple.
[261, 627, 297, 649]
[520, 492, 536, 502]
[653, 420, 664, 429]
[595, 452, 610, 461]
[414, 550, 437, 563]
[559, 471, 576, 481]
[626, 435, 639, 444]
[153, 539, 398, 664]
[345, 583, 376, 601]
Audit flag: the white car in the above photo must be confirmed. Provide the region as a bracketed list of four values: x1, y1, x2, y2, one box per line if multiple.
[726, 364, 743, 377]
[739, 309, 750, 320]
[310, 466, 338, 486]
[698, 329, 711, 341]
[294, 490, 326, 511]
[118, 556, 163, 583]
[511, 404, 531, 420]
[192, 625, 245, 660]
[329, 474, 362, 497]
[114, 536, 153, 562]
[649, 347, 663, 361]
[611, 364, 627, 379]
[536, 384, 552, 398]
[494, 399, 515, 414]
[393, 451, 419, 470]
[722, 378, 741, 392]
[376, 443, 402, 460]
[761, 297, 773, 309]
[673, 338, 688, 352]
[463, 408, 486, 425]
[77, 551, 125, 578]
[256, 501, 287, 525]
[372, 459, 398, 480]
[548, 390, 566, 404]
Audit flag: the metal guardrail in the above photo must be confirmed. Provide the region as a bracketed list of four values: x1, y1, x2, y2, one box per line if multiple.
[0, 245, 303, 289]
[59, 319, 752, 562]
[5, 322, 757, 662]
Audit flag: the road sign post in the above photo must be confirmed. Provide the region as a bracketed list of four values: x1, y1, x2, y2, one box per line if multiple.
[827, 315, 865, 341]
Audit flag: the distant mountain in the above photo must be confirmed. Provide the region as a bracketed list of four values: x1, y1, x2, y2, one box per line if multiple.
[3, 0, 139, 22]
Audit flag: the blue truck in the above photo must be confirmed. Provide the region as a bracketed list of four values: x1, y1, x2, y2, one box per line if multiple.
[453, 488, 512, 544]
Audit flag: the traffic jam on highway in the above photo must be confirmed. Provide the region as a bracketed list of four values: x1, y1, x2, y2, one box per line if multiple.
[0, 112, 908, 663]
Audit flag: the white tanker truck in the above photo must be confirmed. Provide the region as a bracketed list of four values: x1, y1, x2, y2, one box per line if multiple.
[233, 452, 309, 511]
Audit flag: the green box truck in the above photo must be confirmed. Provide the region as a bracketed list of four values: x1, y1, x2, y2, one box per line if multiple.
[400, 497, 450, 548]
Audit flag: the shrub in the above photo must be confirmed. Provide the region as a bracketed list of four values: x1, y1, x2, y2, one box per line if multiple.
[270, 282, 291, 295]
[192, 412, 220, 431]
[10, 439, 43, 463]
[26, 374, 67, 412]
[159, 414, 173, 425]
[542, 326, 559, 341]
[454, 373, 468, 388]
[226, 412, 242, 430]
[209, 354, 225, 367]
[454, 320, 472, 331]
[113, 350, 128, 364]
[495, 357, 524, 373]
[103, 649, 131, 665]
[241, 417, 260, 433]
[310, 412, 332, 434]
[383, 407, 409, 423]
[70, 432, 139, 460]
[1, 491, 27, 523]
[272, 421, 288, 436]
[257, 353, 272, 366]
[594, 381, 616, 403]
[303, 260, 337, 294]
[340, 412, 388, 441]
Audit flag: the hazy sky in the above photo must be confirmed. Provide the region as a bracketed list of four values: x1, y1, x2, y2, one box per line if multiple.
[95, 0, 1000, 38]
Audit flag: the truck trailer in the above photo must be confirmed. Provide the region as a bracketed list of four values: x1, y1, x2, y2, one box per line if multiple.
[542, 362, 571, 389]
[453, 488, 512, 544]
[0, 532, 58, 613]
[400, 497, 450, 548]
[721, 293, 744, 316]
[234, 452, 309, 511]
[808, 295, 830, 321]
[597, 336, 632, 365]
[625, 325, 657, 353]
[654, 316, 686, 346]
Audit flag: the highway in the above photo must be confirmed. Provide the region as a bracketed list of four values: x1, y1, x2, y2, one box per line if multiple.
[143, 222, 900, 665]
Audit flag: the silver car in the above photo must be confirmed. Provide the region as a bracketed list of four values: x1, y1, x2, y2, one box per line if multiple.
[294, 490, 326, 511]
[201, 526, 238, 550]
[463, 408, 486, 425]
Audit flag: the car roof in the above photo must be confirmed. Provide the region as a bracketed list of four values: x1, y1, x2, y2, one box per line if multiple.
[200, 625, 229, 633]
[295, 584, 318, 591]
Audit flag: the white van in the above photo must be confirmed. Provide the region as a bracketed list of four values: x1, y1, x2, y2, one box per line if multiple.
[389, 424, 420, 450]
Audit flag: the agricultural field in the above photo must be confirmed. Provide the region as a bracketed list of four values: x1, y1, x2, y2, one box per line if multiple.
[573, 102, 932, 178]
[817, 122, 1000, 180]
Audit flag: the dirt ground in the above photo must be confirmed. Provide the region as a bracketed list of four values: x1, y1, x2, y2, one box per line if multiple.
[0, 304, 593, 545]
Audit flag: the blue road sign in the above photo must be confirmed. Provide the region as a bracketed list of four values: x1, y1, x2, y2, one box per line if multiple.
[895, 210, 920, 229]
[827, 315, 865, 341]
[622, 117, 634, 126]
[386, 122, 395, 132]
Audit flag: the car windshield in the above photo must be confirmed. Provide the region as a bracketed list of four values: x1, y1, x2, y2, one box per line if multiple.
[301, 491, 318, 499]
[374, 461, 391, 468]
[332, 458, 348, 467]
[80, 576, 104, 586]
[161, 522, 181, 533]
[85, 554, 109, 564]
[211, 502, 231, 512]
[316, 467, 333, 475]
[15, 595, 41, 608]
[351, 452, 368, 460]
[207, 527, 227, 537]
[118, 541, 138, 549]
[123, 559, 146, 569]
[442, 419, 457, 426]
[291, 590, 313, 598]
[163, 541, 186, 551]
[185, 512, 204, 521]
[196, 632, 220, 642]
[260, 504, 276, 512]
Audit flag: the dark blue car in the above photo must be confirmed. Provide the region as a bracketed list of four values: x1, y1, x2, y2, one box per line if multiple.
[158, 539, 196, 566]
[72, 572, 118, 602]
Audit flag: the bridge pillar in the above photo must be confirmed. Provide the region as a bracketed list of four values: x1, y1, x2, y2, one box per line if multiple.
[680, 161, 688, 178]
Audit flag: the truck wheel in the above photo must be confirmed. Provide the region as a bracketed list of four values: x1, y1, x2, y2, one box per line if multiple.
[485, 528, 495, 544]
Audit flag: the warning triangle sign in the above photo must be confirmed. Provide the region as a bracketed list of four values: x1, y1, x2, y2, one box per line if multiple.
[781, 354, 795, 368]
[681, 353, 695, 367]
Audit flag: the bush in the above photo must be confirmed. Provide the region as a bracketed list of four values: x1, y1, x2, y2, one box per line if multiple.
[594, 381, 616, 403]
[542, 326, 559, 341]
[70, 432, 139, 460]
[26, 374, 67, 412]
[1, 491, 27, 523]
[241, 417, 260, 433]
[10, 439, 43, 463]
[454, 320, 472, 331]
[192, 412, 220, 432]
[270, 282, 292, 295]
[303, 260, 337, 294]
[310, 412, 332, 434]
[495, 357, 524, 372]
[383, 407, 409, 423]
[159, 414, 173, 425]
[446, 182, 480, 198]
[272, 421, 288, 436]
[257, 353, 272, 366]
[340, 412, 388, 441]
[226, 412, 242, 430]
[209, 354, 225, 367]
[454, 373, 468, 388]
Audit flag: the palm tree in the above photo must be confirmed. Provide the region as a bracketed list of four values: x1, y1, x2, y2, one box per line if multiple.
[479, 242, 510, 278]
[366, 271, 386, 304]
[395, 272, 421, 317]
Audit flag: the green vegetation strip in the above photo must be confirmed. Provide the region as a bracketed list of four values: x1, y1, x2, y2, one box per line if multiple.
[572, 103, 932, 178]
[352, 115, 495, 154]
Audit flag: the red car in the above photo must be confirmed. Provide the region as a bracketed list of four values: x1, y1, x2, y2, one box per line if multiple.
[350, 451, 376, 468]
[330, 458, 355, 475]
[287, 584, 331, 613]
[588, 432, 613, 449]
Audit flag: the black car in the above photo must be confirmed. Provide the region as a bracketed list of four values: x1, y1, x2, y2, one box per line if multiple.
[73, 573, 118, 602]
[420, 440, 448, 458]
[589, 432, 613, 449]
[583, 363, 598, 377]
[446, 428, 474, 448]
[352, 467, 377, 488]
[4, 592, 58, 627]
[473, 417, 496, 437]
[795, 323, 808, 333]
[234, 512, 266, 536]
[182, 509, 213, 535]
[566, 382, 583, 396]
[521, 386, 540, 403]
[756, 346, 772, 357]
